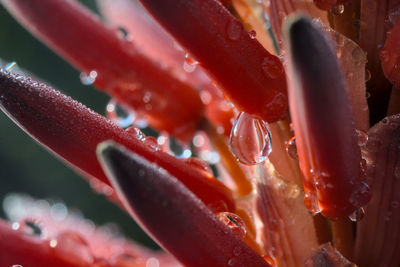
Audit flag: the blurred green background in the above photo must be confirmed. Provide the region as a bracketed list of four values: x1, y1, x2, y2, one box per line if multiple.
[0, 0, 158, 249]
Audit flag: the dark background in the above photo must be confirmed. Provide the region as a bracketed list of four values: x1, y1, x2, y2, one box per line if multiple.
[0, 0, 158, 249]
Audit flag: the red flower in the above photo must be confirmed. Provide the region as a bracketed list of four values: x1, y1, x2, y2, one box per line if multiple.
[0, 0, 399, 266]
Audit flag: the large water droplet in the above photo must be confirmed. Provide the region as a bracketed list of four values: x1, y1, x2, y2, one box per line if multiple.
[144, 136, 159, 151]
[217, 212, 246, 239]
[12, 265, 23, 267]
[80, 70, 98, 86]
[285, 136, 298, 159]
[227, 20, 242, 40]
[349, 207, 365, 222]
[229, 112, 272, 165]
[126, 126, 146, 141]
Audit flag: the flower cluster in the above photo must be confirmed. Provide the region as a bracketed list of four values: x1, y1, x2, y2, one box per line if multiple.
[0, 0, 400, 266]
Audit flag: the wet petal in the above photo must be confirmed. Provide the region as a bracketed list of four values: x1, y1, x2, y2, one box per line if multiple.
[1, 0, 204, 140]
[256, 161, 319, 266]
[285, 16, 370, 217]
[381, 15, 400, 89]
[97, 142, 269, 267]
[354, 114, 400, 267]
[1, 194, 179, 267]
[0, 70, 235, 212]
[304, 243, 355, 267]
[359, 0, 398, 124]
[138, 0, 288, 122]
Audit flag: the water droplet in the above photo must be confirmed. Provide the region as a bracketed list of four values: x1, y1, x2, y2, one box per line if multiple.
[365, 69, 371, 82]
[355, 129, 368, 147]
[183, 157, 213, 177]
[227, 20, 242, 40]
[304, 193, 321, 215]
[116, 26, 130, 39]
[106, 99, 134, 128]
[285, 136, 298, 159]
[352, 47, 364, 66]
[228, 258, 235, 266]
[349, 182, 370, 207]
[384, 211, 393, 221]
[79, 70, 98, 86]
[229, 112, 272, 165]
[349, 207, 365, 222]
[12, 265, 23, 267]
[146, 257, 160, 267]
[331, 4, 345, 15]
[5, 61, 17, 72]
[380, 50, 390, 63]
[335, 33, 345, 47]
[19, 219, 42, 236]
[55, 231, 93, 264]
[391, 201, 399, 209]
[262, 57, 283, 79]
[263, 255, 277, 266]
[144, 136, 159, 151]
[248, 30, 257, 39]
[217, 212, 246, 239]
[126, 126, 146, 141]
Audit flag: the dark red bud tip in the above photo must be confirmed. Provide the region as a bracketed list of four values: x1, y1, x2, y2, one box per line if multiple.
[285, 16, 370, 217]
[97, 141, 269, 267]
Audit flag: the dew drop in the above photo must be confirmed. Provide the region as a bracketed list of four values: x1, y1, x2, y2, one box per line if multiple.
[285, 136, 298, 159]
[262, 57, 283, 79]
[355, 129, 368, 147]
[331, 4, 345, 15]
[116, 26, 129, 39]
[19, 219, 42, 237]
[380, 50, 390, 63]
[144, 136, 159, 151]
[229, 112, 272, 165]
[349, 207, 365, 222]
[5, 61, 17, 72]
[79, 70, 98, 86]
[352, 47, 364, 66]
[146, 257, 160, 267]
[217, 212, 246, 239]
[126, 126, 146, 141]
[228, 258, 235, 266]
[349, 182, 370, 207]
[183, 53, 198, 73]
[106, 99, 134, 128]
[12, 265, 23, 267]
[391, 201, 399, 209]
[55, 231, 93, 264]
[248, 29, 257, 39]
[365, 69, 371, 82]
[183, 157, 213, 177]
[227, 20, 242, 40]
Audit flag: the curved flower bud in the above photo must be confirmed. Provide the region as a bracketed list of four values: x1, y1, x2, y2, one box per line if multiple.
[1, 0, 204, 141]
[285, 16, 370, 217]
[97, 141, 269, 267]
[139, 0, 288, 122]
[0, 70, 235, 212]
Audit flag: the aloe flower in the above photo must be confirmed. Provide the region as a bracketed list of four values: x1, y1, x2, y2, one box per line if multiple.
[0, 0, 399, 266]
